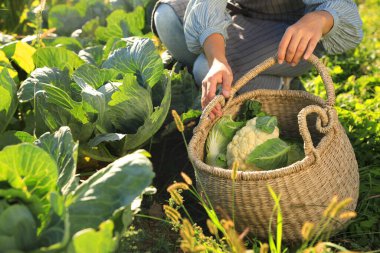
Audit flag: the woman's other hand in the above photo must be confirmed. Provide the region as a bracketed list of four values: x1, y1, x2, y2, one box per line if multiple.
[202, 34, 232, 120]
[201, 58, 232, 119]
[277, 10, 334, 66]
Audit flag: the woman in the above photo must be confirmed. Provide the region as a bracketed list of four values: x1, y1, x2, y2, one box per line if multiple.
[152, 0, 362, 118]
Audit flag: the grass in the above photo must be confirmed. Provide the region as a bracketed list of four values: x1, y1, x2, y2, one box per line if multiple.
[118, 217, 178, 253]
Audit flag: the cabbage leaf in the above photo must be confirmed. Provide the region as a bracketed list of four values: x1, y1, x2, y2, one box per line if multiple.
[0, 69, 18, 133]
[205, 115, 245, 168]
[246, 138, 290, 170]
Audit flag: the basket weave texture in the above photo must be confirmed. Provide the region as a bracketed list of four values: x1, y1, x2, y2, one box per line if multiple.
[188, 55, 359, 241]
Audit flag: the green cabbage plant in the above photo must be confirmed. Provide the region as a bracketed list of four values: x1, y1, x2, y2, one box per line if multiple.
[18, 38, 171, 161]
[0, 126, 155, 252]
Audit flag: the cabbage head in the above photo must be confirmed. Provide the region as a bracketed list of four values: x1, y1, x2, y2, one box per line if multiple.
[205, 115, 245, 168]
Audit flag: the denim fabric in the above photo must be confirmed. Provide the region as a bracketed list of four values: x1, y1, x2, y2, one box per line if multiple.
[154, 3, 198, 67]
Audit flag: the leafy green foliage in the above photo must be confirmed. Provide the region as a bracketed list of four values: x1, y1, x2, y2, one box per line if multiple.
[106, 74, 152, 132]
[42, 37, 84, 52]
[0, 128, 155, 252]
[0, 69, 18, 133]
[256, 116, 278, 134]
[0, 203, 37, 251]
[35, 127, 78, 195]
[34, 80, 101, 139]
[0, 143, 58, 227]
[0, 131, 35, 150]
[33, 47, 85, 73]
[18, 38, 171, 161]
[235, 100, 263, 121]
[48, 0, 111, 36]
[18, 67, 72, 102]
[73, 64, 118, 89]
[343, 165, 380, 248]
[286, 142, 305, 165]
[170, 68, 200, 115]
[78, 45, 104, 66]
[181, 109, 202, 122]
[68, 149, 155, 235]
[0, 50, 18, 79]
[67, 220, 118, 253]
[102, 38, 163, 88]
[0, 0, 40, 35]
[95, 7, 145, 42]
[48, 5, 83, 36]
[246, 138, 290, 170]
[89, 71, 172, 156]
[0, 41, 36, 74]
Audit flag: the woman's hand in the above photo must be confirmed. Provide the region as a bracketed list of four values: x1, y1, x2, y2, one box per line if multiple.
[201, 58, 233, 119]
[202, 33, 232, 120]
[277, 10, 334, 66]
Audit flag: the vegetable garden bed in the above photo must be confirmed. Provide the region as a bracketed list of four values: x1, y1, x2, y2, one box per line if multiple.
[0, 0, 378, 252]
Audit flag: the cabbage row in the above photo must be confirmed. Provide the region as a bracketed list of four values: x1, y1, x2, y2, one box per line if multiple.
[0, 1, 200, 252]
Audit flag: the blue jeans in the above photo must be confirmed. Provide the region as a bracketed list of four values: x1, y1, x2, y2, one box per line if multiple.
[153, 3, 322, 91]
[153, 4, 207, 86]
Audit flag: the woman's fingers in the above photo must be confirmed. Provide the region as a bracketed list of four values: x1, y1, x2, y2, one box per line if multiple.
[277, 28, 293, 64]
[291, 37, 310, 65]
[209, 111, 216, 120]
[215, 103, 222, 117]
[222, 71, 232, 98]
[304, 37, 319, 60]
[201, 81, 207, 108]
[206, 76, 218, 103]
[202, 76, 216, 108]
[285, 33, 303, 64]
[201, 60, 233, 119]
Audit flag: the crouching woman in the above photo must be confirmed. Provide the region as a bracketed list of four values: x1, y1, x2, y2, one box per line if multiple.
[152, 0, 362, 118]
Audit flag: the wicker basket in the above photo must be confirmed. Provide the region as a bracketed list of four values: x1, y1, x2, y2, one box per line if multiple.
[188, 54, 359, 241]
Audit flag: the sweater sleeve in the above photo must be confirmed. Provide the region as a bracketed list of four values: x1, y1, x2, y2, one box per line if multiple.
[303, 0, 363, 54]
[183, 0, 232, 54]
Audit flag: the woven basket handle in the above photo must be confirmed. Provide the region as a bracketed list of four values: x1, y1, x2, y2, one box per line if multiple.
[297, 105, 337, 159]
[200, 54, 336, 121]
[228, 54, 336, 106]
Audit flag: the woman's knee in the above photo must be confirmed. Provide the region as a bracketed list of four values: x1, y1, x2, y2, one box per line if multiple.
[154, 4, 179, 36]
[193, 54, 209, 87]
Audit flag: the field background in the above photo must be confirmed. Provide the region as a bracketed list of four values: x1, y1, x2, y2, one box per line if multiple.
[0, 0, 379, 252]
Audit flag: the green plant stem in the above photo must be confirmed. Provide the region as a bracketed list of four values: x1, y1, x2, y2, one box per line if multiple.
[148, 137, 153, 153]
[309, 217, 332, 246]
[180, 204, 194, 224]
[135, 214, 170, 224]
[321, 242, 353, 252]
[35, 12, 43, 48]
[34, 0, 46, 48]
[180, 132, 189, 153]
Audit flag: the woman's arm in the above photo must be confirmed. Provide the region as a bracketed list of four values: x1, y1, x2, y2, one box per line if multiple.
[183, 0, 233, 118]
[277, 10, 334, 65]
[304, 0, 363, 54]
[202, 34, 232, 119]
[278, 0, 363, 65]
[183, 0, 231, 54]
